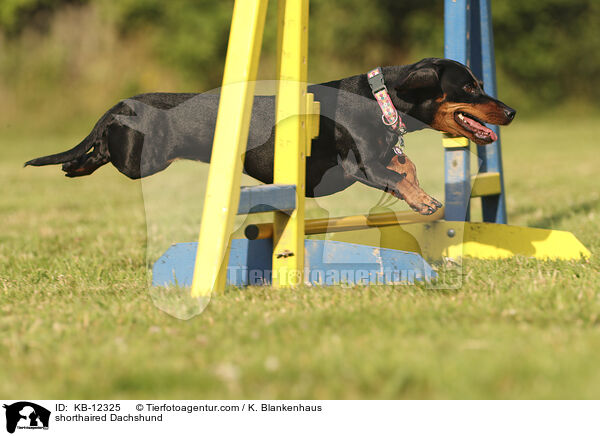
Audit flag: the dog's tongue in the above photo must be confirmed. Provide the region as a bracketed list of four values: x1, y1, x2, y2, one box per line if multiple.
[476, 126, 497, 142]
[464, 115, 498, 142]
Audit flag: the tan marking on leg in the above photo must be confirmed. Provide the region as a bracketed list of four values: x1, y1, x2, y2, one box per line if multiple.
[386, 153, 442, 215]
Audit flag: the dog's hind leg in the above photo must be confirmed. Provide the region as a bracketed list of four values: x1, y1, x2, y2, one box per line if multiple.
[104, 123, 174, 179]
[62, 148, 110, 177]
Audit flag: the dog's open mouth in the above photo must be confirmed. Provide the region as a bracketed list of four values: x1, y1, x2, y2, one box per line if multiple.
[454, 112, 498, 143]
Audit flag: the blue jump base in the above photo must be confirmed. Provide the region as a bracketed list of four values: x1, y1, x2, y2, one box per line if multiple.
[153, 239, 436, 287]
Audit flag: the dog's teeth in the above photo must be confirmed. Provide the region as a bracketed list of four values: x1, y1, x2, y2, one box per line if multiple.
[458, 113, 464, 120]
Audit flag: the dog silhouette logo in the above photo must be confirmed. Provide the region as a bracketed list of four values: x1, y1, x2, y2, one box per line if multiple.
[3, 402, 50, 434]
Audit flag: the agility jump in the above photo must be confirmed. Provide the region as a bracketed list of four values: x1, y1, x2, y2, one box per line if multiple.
[152, 0, 589, 295]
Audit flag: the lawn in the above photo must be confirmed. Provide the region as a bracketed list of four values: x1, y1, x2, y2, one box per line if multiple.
[1, 114, 599, 399]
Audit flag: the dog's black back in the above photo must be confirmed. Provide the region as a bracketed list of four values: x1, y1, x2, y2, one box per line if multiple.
[25, 58, 515, 202]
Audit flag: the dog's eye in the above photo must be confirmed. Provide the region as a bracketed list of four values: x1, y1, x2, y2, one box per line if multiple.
[463, 84, 477, 94]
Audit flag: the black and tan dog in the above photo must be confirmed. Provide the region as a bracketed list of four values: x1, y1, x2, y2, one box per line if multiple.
[25, 58, 515, 215]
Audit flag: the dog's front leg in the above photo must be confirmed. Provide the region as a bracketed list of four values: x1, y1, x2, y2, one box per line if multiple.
[386, 153, 420, 186]
[386, 154, 442, 215]
[343, 158, 440, 215]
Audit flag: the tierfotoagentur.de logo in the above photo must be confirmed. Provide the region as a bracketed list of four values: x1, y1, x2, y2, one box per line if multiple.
[3, 402, 50, 434]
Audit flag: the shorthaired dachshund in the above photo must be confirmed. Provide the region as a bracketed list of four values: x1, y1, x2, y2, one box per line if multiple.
[25, 58, 515, 215]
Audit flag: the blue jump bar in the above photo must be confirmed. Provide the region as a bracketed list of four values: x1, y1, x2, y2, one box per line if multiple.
[238, 184, 296, 214]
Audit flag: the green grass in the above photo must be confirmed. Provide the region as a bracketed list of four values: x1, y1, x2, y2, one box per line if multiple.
[1, 114, 599, 399]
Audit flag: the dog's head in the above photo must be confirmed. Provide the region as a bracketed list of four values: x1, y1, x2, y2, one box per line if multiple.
[393, 58, 516, 144]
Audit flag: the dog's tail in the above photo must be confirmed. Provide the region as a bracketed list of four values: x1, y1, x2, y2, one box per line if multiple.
[24, 132, 95, 167]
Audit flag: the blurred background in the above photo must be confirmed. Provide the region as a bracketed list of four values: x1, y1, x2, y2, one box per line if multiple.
[1, 0, 598, 133]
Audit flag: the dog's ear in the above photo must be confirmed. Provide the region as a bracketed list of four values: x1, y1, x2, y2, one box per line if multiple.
[396, 67, 440, 92]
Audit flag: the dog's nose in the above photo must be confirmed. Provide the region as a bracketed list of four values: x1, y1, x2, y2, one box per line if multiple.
[504, 107, 516, 121]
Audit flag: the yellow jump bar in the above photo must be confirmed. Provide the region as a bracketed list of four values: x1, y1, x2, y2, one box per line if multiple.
[244, 207, 445, 240]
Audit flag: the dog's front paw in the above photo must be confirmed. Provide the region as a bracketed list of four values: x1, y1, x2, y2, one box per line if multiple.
[391, 179, 443, 216]
[407, 194, 443, 215]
